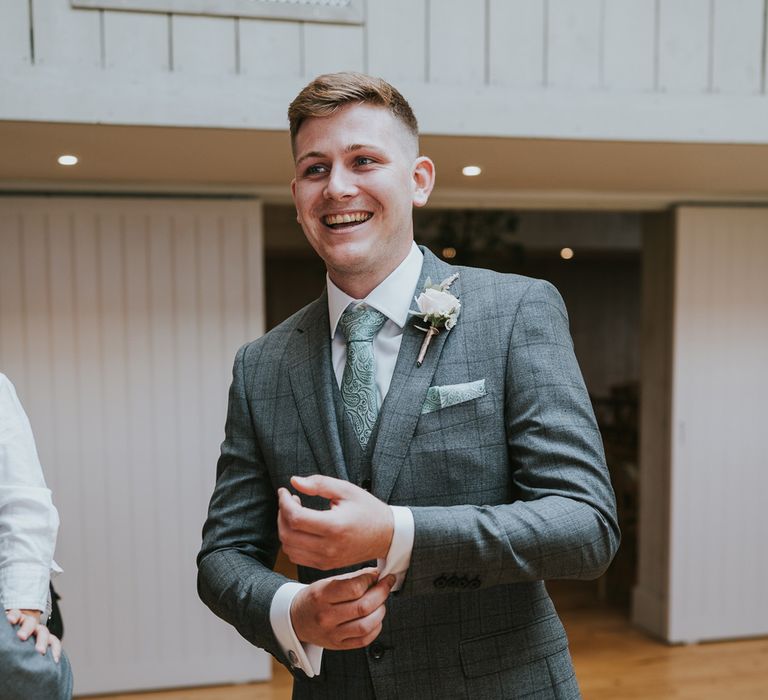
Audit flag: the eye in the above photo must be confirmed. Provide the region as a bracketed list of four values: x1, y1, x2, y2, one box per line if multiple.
[355, 156, 376, 167]
[303, 163, 328, 177]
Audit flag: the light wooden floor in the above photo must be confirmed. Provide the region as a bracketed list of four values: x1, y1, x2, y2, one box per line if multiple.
[84, 585, 768, 700]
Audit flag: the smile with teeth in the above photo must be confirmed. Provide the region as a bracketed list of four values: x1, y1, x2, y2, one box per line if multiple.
[323, 211, 372, 228]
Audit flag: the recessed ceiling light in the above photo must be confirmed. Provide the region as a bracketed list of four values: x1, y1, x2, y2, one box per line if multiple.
[58, 154, 79, 166]
[462, 165, 482, 177]
[560, 247, 574, 260]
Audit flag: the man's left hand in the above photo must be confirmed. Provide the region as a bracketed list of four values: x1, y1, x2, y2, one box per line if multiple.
[278, 475, 394, 570]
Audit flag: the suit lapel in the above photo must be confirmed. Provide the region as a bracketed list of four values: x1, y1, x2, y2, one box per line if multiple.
[287, 293, 349, 482]
[372, 248, 460, 502]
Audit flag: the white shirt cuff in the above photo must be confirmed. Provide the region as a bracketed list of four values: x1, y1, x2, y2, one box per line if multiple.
[269, 582, 323, 677]
[0, 564, 51, 613]
[376, 505, 414, 591]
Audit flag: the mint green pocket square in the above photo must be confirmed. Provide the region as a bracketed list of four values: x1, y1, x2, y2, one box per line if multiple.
[421, 379, 487, 415]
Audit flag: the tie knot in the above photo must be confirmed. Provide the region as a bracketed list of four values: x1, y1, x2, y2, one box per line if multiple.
[339, 305, 387, 343]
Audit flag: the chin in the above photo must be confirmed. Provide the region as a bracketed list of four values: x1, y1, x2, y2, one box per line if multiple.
[324, 241, 375, 271]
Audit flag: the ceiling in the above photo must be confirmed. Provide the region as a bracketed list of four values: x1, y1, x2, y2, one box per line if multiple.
[2, 120, 768, 210]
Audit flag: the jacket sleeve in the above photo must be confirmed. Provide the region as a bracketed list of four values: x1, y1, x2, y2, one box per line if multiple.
[403, 279, 620, 596]
[196, 344, 292, 664]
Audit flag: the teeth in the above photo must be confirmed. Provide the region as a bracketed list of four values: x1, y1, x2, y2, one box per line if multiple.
[324, 212, 371, 226]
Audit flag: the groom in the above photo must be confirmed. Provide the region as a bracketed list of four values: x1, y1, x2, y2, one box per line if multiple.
[198, 72, 619, 699]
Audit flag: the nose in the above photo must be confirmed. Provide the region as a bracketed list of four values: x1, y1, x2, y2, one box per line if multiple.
[323, 165, 358, 200]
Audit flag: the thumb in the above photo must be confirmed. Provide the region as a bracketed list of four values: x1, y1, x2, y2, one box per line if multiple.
[290, 474, 353, 501]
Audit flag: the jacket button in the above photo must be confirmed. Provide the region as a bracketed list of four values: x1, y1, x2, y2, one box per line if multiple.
[369, 642, 386, 660]
[361, 478, 372, 492]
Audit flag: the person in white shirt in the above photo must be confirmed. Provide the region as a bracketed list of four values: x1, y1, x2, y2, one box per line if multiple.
[1, 373, 73, 700]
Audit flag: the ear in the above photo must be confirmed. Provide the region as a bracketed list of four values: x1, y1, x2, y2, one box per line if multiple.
[411, 156, 436, 208]
[290, 178, 302, 224]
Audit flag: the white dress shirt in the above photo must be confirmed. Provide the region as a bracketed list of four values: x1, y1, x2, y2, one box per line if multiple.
[0, 373, 61, 614]
[270, 242, 422, 676]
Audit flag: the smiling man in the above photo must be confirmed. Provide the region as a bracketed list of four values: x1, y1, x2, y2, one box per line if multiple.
[198, 72, 619, 699]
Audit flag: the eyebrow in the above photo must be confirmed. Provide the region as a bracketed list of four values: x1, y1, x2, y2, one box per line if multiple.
[295, 143, 381, 166]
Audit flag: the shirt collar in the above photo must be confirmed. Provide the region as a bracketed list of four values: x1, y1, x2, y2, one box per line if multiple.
[327, 242, 424, 338]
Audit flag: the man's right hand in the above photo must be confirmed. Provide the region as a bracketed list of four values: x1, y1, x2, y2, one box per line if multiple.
[290, 568, 395, 650]
[5, 609, 63, 662]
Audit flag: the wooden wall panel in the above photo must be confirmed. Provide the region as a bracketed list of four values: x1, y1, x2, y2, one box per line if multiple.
[0, 0, 32, 66]
[171, 14, 236, 75]
[103, 10, 169, 71]
[711, 0, 764, 93]
[602, 0, 657, 91]
[303, 22, 365, 75]
[669, 207, 768, 642]
[428, 0, 486, 84]
[657, 0, 712, 92]
[239, 18, 302, 79]
[366, 0, 427, 84]
[488, 0, 546, 88]
[0, 197, 269, 694]
[31, 0, 102, 68]
[547, 0, 602, 89]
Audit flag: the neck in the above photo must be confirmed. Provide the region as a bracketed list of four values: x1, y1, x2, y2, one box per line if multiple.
[328, 247, 413, 300]
[329, 273, 384, 300]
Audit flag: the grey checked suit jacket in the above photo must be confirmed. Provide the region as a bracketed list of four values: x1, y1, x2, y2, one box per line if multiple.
[198, 247, 620, 699]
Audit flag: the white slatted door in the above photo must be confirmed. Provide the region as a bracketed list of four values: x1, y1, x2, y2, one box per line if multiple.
[0, 197, 270, 694]
[668, 208, 768, 642]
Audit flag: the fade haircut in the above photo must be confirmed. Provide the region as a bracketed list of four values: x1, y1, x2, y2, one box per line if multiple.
[288, 72, 419, 155]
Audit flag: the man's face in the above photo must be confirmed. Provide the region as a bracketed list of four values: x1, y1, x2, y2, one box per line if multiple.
[291, 103, 434, 294]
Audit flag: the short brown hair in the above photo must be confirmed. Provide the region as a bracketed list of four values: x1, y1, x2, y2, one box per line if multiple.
[288, 72, 419, 149]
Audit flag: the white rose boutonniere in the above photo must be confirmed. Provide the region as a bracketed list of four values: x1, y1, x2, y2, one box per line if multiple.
[410, 273, 461, 366]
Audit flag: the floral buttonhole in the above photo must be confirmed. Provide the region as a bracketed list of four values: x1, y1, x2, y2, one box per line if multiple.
[409, 273, 461, 367]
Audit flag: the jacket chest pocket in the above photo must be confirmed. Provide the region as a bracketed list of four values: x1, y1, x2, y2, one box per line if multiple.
[413, 387, 497, 437]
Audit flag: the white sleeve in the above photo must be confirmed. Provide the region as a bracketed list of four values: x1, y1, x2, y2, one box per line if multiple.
[269, 582, 324, 677]
[376, 505, 414, 591]
[0, 375, 59, 612]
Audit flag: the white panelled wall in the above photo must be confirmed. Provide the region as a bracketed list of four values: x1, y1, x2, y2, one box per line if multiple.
[634, 207, 768, 643]
[3, 1, 768, 141]
[0, 197, 270, 694]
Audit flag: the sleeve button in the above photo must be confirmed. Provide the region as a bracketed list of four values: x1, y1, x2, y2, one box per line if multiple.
[369, 642, 386, 660]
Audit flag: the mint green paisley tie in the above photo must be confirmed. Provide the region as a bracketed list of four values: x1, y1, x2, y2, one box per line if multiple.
[339, 305, 388, 447]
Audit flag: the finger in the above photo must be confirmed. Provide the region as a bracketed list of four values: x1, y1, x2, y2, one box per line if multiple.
[5, 609, 21, 625]
[337, 598, 388, 644]
[322, 569, 382, 604]
[50, 635, 62, 663]
[278, 487, 323, 527]
[337, 623, 385, 650]
[277, 513, 324, 552]
[277, 504, 329, 547]
[280, 542, 328, 569]
[291, 474, 356, 501]
[277, 487, 299, 513]
[334, 575, 395, 622]
[278, 492, 340, 536]
[17, 614, 37, 641]
[34, 625, 50, 654]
